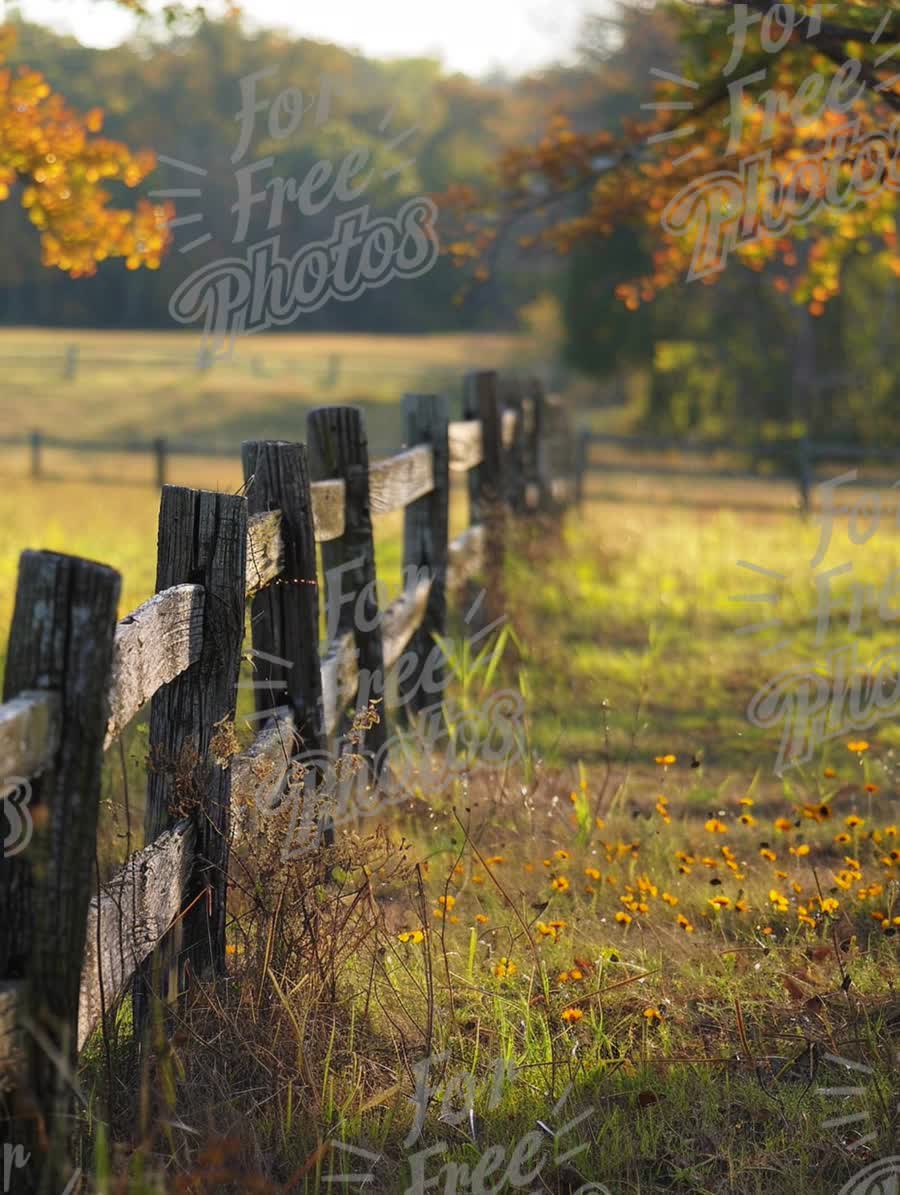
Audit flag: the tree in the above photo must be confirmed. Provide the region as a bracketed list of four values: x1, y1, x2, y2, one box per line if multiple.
[446, 0, 900, 316]
[0, 21, 170, 276]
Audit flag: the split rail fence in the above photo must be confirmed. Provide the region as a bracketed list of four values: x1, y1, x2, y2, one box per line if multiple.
[0, 370, 579, 1190]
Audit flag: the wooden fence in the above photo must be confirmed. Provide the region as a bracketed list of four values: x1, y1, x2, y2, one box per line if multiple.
[0, 371, 579, 1190]
[578, 431, 900, 512]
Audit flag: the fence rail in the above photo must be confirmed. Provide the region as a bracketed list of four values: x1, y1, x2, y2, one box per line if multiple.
[0, 369, 580, 1192]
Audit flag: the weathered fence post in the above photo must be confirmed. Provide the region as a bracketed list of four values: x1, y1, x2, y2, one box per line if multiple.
[797, 435, 813, 515]
[463, 371, 505, 618]
[399, 394, 450, 719]
[324, 354, 341, 390]
[153, 437, 167, 489]
[138, 487, 247, 1023]
[241, 441, 326, 753]
[29, 431, 42, 481]
[63, 344, 78, 381]
[307, 407, 388, 773]
[575, 428, 590, 507]
[501, 378, 527, 515]
[541, 395, 572, 516]
[0, 551, 121, 1194]
[521, 377, 546, 514]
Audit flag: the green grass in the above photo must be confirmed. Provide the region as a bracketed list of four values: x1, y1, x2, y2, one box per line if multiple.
[2, 360, 897, 1192]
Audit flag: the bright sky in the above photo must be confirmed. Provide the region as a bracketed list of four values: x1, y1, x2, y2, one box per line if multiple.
[8, 0, 593, 76]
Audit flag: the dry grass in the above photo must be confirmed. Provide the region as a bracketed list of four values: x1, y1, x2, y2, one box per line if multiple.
[69, 488, 899, 1195]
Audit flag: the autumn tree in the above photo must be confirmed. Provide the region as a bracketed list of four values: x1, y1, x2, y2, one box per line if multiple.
[446, 0, 900, 316]
[0, 9, 179, 278]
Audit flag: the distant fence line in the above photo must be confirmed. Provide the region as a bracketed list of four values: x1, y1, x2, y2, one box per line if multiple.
[0, 342, 498, 386]
[577, 430, 900, 512]
[0, 370, 579, 1193]
[7, 426, 895, 513]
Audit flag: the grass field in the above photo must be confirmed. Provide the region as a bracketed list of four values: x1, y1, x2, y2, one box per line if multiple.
[0, 327, 522, 457]
[1, 339, 897, 1193]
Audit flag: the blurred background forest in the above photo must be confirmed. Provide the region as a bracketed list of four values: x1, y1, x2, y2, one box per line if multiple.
[1, 3, 898, 445]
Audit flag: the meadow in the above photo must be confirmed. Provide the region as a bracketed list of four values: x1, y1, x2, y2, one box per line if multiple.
[1, 341, 898, 1194]
[0, 328, 521, 457]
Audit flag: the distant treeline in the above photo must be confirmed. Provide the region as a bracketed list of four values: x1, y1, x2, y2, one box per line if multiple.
[0, 17, 583, 334]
